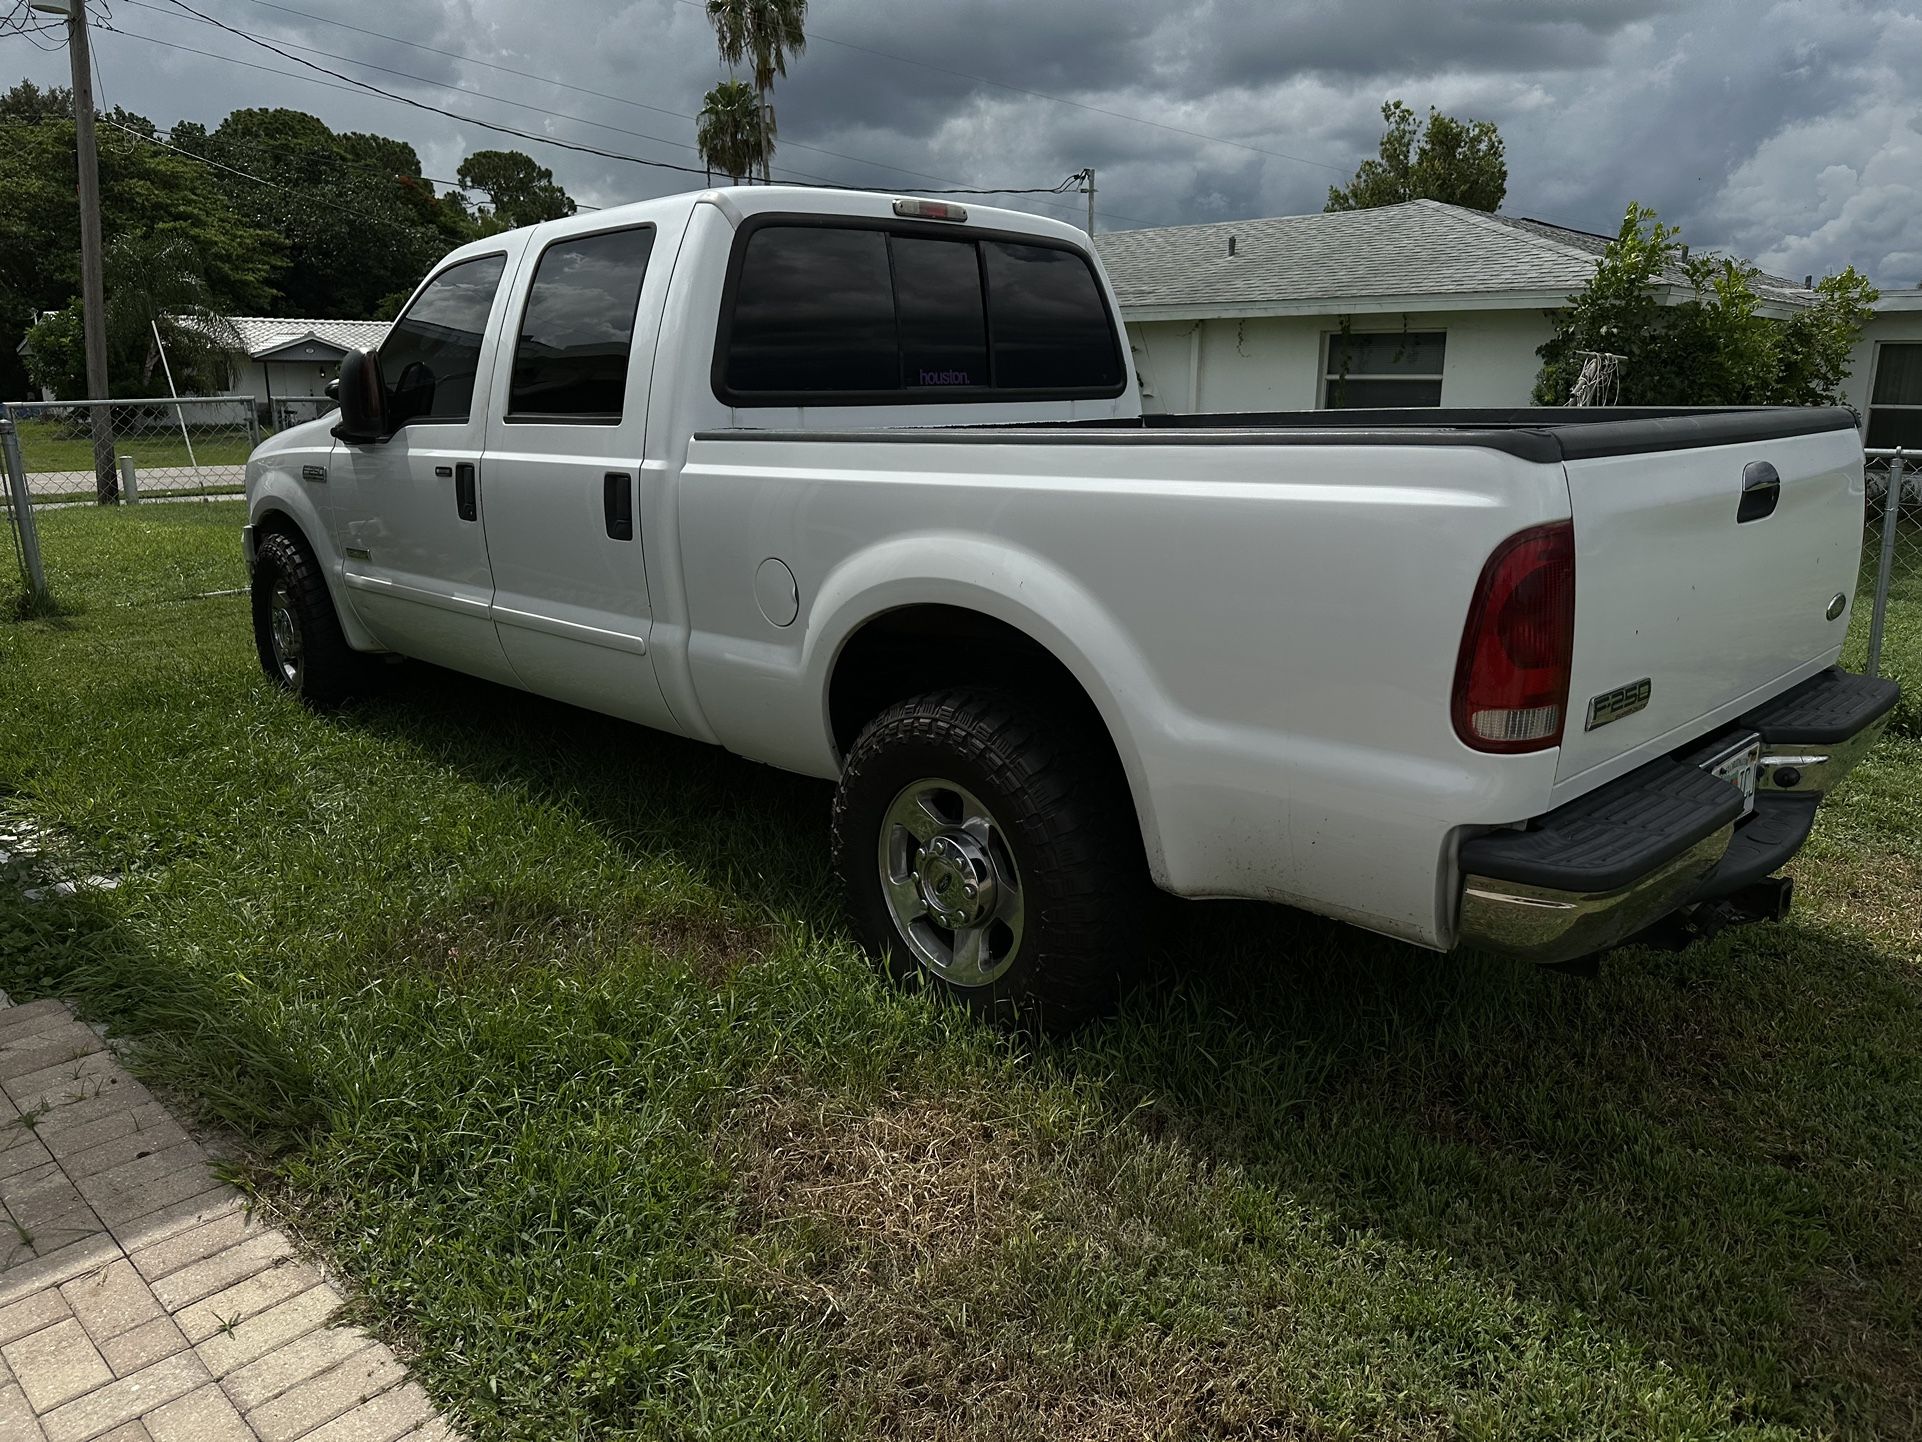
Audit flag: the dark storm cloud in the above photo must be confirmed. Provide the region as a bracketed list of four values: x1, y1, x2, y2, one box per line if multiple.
[14, 0, 1917, 282]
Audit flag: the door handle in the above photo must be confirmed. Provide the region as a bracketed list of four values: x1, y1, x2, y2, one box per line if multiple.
[1738, 460, 1780, 523]
[603, 472, 634, 541]
[454, 462, 477, 522]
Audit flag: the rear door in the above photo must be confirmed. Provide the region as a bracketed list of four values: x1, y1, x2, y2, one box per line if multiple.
[1556, 422, 1865, 783]
[476, 222, 678, 731]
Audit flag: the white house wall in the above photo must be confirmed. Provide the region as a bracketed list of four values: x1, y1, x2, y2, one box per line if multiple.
[1839, 306, 1922, 424]
[1127, 308, 1560, 414]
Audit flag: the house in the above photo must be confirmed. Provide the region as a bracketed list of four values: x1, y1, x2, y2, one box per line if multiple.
[1096, 199, 1824, 415]
[181, 315, 390, 427]
[1843, 289, 1922, 451]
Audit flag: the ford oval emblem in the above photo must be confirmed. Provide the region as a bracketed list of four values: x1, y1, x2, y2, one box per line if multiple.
[1826, 592, 1847, 621]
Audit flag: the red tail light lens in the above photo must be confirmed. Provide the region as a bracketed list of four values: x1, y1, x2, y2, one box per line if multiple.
[1452, 521, 1575, 753]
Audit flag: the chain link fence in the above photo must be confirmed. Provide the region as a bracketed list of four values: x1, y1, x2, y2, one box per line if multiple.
[0, 396, 263, 505]
[1858, 450, 1918, 725]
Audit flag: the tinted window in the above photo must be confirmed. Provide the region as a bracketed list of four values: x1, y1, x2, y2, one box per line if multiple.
[894, 236, 987, 390]
[509, 227, 655, 420]
[381, 253, 506, 428]
[982, 241, 1122, 391]
[724, 227, 895, 394]
[719, 223, 1123, 401]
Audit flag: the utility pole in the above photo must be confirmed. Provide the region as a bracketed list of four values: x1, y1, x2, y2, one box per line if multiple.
[62, 0, 117, 502]
[1081, 167, 1096, 236]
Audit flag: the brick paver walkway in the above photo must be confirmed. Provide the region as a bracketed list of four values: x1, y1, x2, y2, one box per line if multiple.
[0, 996, 459, 1441]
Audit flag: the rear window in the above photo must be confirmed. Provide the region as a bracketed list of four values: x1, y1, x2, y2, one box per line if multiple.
[718, 221, 1123, 403]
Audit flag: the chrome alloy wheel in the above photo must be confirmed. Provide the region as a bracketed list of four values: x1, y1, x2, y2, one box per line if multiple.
[268, 580, 303, 687]
[877, 777, 1025, 987]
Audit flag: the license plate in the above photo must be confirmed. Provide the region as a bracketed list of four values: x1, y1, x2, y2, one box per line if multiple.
[1701, 734, 1762, 817]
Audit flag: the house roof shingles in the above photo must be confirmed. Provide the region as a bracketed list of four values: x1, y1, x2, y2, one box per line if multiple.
[181, 315, 391, 358]
[1094, 198, 1814, 315]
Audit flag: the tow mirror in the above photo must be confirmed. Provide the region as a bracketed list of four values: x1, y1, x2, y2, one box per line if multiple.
[331, 349, 387, 444]
[325, 376, 340, 401]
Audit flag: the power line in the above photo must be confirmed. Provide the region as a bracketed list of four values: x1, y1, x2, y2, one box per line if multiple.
[228, 0, 1008, 200]
[99, 114, 433, 232]
[209, 0, 1151, 224]
[117, 0, 830, 181]
[155, 0, 724, 183]
[159, 0, 1087, 200]
[664, 0, 1349, 176]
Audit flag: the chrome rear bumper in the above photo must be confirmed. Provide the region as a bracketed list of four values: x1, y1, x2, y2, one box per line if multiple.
[1460, 825, 1733, 965]
[1458, 666, 1898, 965]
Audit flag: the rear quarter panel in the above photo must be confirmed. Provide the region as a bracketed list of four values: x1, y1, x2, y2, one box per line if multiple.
[677, 435, 1570, 946]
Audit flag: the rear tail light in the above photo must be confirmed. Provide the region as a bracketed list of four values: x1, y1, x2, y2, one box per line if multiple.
[1452, 521, 1576, 753]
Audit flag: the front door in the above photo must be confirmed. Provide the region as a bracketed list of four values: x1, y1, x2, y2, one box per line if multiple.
[477, 222, 677, 729]
[330, 248, 522, 686]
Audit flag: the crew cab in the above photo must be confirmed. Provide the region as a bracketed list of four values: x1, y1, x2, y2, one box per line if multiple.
[242, 184, 1899, 1026]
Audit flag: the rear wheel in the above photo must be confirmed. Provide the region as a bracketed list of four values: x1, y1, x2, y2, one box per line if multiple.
[251, 530, 368, 708]
[832, 688, 1147, 1031]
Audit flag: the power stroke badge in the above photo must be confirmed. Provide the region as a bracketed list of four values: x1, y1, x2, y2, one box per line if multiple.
[1585, 677, 1652, 731]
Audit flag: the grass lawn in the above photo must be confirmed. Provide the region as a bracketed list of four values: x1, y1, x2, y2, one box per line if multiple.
[11, 416, 256, 472]
[2, 504, 1920, 1441]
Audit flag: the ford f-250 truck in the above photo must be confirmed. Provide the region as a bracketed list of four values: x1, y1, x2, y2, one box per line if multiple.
[242, 184, 1899, 1026]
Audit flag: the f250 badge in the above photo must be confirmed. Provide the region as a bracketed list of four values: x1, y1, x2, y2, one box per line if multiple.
[1585, 677, 1652, 731]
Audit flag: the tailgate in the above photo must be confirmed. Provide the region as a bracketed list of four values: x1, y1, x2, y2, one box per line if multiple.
[1557, 425, 1864, 782]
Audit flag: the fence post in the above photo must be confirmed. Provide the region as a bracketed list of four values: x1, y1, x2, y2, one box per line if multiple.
[1, 413, 50, 605]
[245, 397, 262, 453]
[1866, 451, 1905, 679]
[119, 455, 139, 505]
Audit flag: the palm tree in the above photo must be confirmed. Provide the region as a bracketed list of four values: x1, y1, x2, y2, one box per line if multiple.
[705, 0, 806, 181]
[696, 80, 772, 185]
[103, 234, 244, 393]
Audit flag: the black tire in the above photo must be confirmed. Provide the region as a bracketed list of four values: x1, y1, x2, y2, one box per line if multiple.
[832, 687, 1148, 1031]
[250, 529, 369, 708]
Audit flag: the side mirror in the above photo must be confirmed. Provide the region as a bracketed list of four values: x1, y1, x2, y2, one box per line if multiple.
[331, 349, 387, 444]
[325, 376, 340, 401]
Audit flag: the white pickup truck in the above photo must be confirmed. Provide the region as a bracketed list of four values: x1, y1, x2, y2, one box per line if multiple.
[242, 184, 1899, 1026]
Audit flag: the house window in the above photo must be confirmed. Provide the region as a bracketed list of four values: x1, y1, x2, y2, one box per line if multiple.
[1323, 330, 1446, 408]
[1866, 343, 1922, 450]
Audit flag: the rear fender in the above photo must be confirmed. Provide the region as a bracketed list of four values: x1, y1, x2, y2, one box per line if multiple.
[805, 535, 1173, 881]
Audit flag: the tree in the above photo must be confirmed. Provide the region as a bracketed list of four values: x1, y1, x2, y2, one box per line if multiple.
[103, 234, 246, 392]
[0, 98, 278, 397]
[696, 80, 771, 184]
[179, 109, 471, 320]
[455, 149, 576, 230]
[1533, 202, 1879, 408]
[1326, 100, 1507, 213]
[0, 79, 70, 126]
[705, 0, 807, 181]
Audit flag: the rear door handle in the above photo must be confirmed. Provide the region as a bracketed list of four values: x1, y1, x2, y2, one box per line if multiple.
[603, 472, 633, 541]
[454, 462, 477, 522]
[1738, 460, 1780, 523]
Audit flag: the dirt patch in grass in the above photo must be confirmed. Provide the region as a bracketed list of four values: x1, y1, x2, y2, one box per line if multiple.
[1792, 849, 1922, 955]
[726, 1092, 1302, 1442]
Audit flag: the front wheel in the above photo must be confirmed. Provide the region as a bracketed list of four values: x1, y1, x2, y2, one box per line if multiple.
[250, 530, 369, 708]
[832, 688, 1148, 1031]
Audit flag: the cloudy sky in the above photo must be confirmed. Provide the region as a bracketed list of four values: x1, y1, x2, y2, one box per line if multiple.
[8, 0, 1920, 285]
